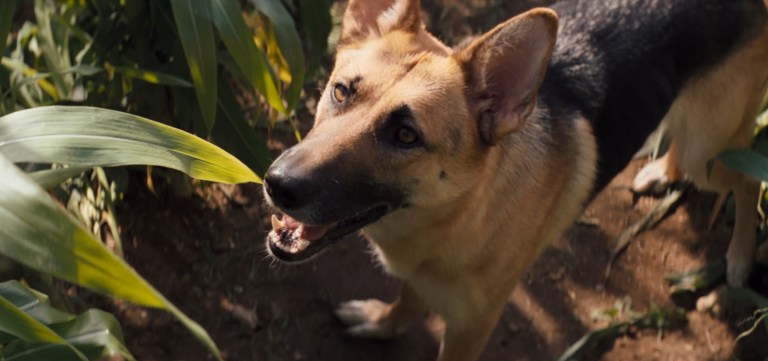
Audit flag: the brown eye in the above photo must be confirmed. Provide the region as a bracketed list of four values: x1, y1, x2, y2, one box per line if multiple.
[333, 84, 348, 103]
[395, 126, 419, 145]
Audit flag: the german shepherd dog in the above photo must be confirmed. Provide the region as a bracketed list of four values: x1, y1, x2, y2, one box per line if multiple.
[263, 0, 768, 359]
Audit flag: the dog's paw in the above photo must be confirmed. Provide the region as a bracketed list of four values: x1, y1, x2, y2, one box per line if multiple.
[336, 299, 397, 339]
[633, 159, 671, 194]
[336, 299, 388, 325]
[695, 285, 728, 314]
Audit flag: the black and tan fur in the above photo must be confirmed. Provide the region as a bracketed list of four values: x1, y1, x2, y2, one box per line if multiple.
[262, 0, 768, 360]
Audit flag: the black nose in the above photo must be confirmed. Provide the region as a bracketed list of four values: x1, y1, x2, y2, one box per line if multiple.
[264, 166, 310, 211]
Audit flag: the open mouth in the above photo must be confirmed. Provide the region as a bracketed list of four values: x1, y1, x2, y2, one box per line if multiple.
[266, 205, 390, 263]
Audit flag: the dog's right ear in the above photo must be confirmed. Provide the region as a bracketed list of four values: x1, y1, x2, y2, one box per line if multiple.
[340, 0, 422, 44]
[455, 9, 558, 145]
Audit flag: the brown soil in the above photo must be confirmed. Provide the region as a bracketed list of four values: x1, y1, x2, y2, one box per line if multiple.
[113, 159, 767, 361]
[109, 1, 768, 360]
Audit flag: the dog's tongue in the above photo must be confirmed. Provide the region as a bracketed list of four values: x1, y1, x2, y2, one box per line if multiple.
[271, 214, 330, 242]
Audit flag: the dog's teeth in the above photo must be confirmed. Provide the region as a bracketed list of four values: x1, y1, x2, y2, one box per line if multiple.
[276, 238, 310, 254]
[271, 214, 283, 230]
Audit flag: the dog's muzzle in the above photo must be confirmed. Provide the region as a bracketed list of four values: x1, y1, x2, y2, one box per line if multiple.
[262, 155, 396, 263]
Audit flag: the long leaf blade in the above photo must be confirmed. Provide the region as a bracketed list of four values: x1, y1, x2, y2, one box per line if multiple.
[0, 106, 261, 184]
[210, 0, 286, 113]
[298, 0, 331, 74]
[3, 312, 134, 361]
[556, 323, 628, 361]
[0, 0, 15, 58]
[0, 155, 222, 360]
[0, 297, 67, 346]
[28, 167, 91, 190]
[0, 281, 133, 361]
[250, 0, 305, 111]
[0, 280, 74, 328]
[111, 66, 193, 88]
[170, 0, 217, 133]
[719, 149, 768, 181]
[215, 75, 272, 174]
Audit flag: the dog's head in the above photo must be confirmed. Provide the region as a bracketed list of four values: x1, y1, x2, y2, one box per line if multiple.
[263, 0, 558, 263]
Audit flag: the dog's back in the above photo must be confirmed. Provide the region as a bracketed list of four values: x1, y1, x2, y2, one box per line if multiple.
[542, 0, 768, 191]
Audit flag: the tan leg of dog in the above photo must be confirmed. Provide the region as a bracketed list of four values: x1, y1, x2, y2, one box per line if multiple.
[647, 20, 768, 286]
[336, 282, 427, 338]
[437, 301, 506, 361]
[633, 141, 683, 194]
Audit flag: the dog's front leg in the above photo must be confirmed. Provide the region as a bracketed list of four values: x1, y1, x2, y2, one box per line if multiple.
[336, 282, 427, 338]
[436, 297, 506, 361]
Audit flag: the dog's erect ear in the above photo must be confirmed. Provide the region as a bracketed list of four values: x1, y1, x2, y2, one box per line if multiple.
[340, 0, 422, 44]
[455, 9, 558, 145]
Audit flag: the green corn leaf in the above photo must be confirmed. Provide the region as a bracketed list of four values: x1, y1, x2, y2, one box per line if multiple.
[0, 297, 88, 361]
[250, 0, 305, 111]
[0, 155, 222, 360]
[27, 167, 91, 190]
[0, 281, 135, 361]
[3, 310, 135, 361]
[34, 0, 72, 99]
[215, 76, 272, 174]
[298, 0, 331, 76]
[170, 0, 217, 133]
[60, 65, 103, 77]
[0, 280, 74, 329]
[210, 0, 286, 114]
[0, 0, 15, 57]
[0, 296, 69, 347]
[666, 258, 726, 294]
[719, 149, 768, 181]
[0, 106, 261, 184]
[111, 66, 193, 87]
[556, 322, 629, 361]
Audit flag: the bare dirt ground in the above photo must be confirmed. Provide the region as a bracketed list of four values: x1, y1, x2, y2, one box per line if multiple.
[109, 1, 768, 360]
[113, 160, 767, 361]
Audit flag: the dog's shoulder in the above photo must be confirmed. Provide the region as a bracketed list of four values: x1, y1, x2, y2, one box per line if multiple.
[540, 0, 768, 192]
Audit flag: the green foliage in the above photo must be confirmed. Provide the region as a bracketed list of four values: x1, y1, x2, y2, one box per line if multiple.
[250, 0, 305, 111]
[0, 106, 262, 184]
[0, 105, 270, 359]
[0, 1, 14, 58]
[719, 149, 768, 182]
[0, 0, 331, 175]
[558, 297, 685, 361]
[0, 151, 223, 360]
[556, 323, 627, 361]
[0, 280, 134, 361]
[666, 258, 726, 294]
[211, 0, 285, 113]
[0, 1, 331, 358]
[169, 0, 218, 132]
[729, 288, 768, 349]
[293, 0, 332, 80]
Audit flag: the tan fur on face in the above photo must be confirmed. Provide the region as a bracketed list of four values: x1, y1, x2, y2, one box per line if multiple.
[316, 30, 484, 209]
[313, 7, 593, 361]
